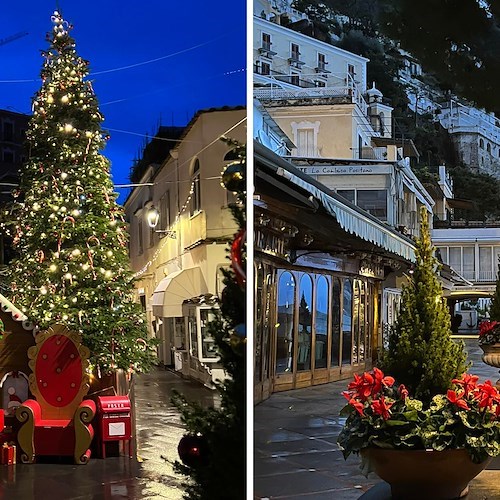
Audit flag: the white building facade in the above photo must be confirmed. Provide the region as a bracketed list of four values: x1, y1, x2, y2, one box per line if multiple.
[125, 107, 246, 387]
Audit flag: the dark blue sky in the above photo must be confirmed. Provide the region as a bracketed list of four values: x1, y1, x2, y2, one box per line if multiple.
[1, 1, 247, 203]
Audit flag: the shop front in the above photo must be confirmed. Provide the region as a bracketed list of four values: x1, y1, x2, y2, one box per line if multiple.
[254, 142, 415, 402]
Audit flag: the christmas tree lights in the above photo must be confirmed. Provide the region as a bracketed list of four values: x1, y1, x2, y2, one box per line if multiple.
[6, 11, 156, 373]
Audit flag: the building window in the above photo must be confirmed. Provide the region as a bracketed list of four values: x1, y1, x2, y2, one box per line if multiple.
[357, 190, 388, 220]
[342, 278, 353, 365]
[358, 281, 366, 363]
[2, 148, 14, 163]
[347, 64, 356, 84]
[190, 158, 201, 216]
[463, 247, 475, 280]
[479, 138, 485, 149]
[262, 32, 271, 51]
[479, 246, 493, 281]
[297, 274, 313, 372]
[276, 272, 295, 374]
[318, 53, 327, 71]
[261, 61, 271, 75]
[296, 128, 315, 156]
[2, 122, 13, 142]
[315, 276, 328, 369]
[291, 121, 320, 157]
[290, 71, 300, 86]
[291, 43, 300, 61]
[487, 142, 492, 154]
[137, 219, 143, 255]
[331, 278, 341, 367]
[160, 191, 171, 229]
[337, 189, 355, 204]
[199, 308, 218, 360]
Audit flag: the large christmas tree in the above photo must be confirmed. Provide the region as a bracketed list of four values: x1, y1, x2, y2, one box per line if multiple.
[6, 11, 155, 373]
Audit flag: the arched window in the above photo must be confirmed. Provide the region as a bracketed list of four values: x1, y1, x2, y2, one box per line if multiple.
[276, 272, 295, 374]
[315, 276, 328, 369]
[487, 142, 492, 154]
[359, 281, 366, 363]
[330, 278, 341, 367]
[190, 158, 201, 216]
[479, 138, 484, 149]
[255, 264, 264, 382]
[352, 281, 360, 363]
[342, 279, 353, 365]
[297, 274, 313, 371]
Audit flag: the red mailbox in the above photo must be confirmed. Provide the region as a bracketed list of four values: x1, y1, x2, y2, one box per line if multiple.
[96, 396, 132, 458]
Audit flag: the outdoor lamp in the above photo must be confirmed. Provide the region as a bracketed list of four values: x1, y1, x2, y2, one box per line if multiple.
[147, 207, 160, 228]
[146, 207, 176, 239]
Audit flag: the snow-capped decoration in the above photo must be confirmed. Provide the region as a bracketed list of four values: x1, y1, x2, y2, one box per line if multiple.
[0, 294, 39, 335]
[366, 82, 383, 103]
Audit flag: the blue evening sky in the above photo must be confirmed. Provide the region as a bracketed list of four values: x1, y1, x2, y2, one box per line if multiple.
[1, 1, 247, 204]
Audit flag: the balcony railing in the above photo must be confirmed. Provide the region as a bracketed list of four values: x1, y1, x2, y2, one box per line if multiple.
[351, 147, 388, 160]
[433, 219, 500, 228]
[254, 65, 317, 88]
[254, 80, 352, 100]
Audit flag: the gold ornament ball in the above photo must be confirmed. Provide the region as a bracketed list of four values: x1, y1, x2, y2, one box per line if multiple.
[222, 160, 245, 193]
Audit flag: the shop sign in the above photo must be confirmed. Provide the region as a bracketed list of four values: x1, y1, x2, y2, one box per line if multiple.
[296, 165, 391, 175]
[359, 261, 384, 279]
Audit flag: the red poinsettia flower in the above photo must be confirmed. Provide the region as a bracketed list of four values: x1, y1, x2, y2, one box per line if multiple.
[452, 373, 479, 398]
[371, 396, 394, 420]
[347, 372, 375, 401]
[477, 381, 500, 409]
[479, 320, 500, 337]
[372, 367, 395, 394]
[447, 389, 470, 410]
[348, 397, 365, 417]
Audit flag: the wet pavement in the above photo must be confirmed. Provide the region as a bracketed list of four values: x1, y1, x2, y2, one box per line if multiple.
[0, 367, 218, 499]
[254, 338, 500, 499]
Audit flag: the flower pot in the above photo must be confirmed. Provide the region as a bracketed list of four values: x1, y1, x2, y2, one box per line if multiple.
[360, 448, 491, 499]
[479, 343, 500, 387]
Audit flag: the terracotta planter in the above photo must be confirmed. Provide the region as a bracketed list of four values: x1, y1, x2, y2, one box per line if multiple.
[479, 343, 500, 387]
[360, 448, 491, 499]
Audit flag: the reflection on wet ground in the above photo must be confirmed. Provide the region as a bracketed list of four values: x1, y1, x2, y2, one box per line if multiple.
[0, 367, 216, 499]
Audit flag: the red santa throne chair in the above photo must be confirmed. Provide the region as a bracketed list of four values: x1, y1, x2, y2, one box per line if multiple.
[15, 324, 96, 464]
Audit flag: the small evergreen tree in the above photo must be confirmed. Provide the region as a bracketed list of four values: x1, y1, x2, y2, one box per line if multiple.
[380, 206, 468, 405]
[171, 142, 246, 500]
[5, 11, 156, 373]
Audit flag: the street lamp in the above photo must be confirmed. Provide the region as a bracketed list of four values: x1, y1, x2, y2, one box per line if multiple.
[146, 207, 176, 239]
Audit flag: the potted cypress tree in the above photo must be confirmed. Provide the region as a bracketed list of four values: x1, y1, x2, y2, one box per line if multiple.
[337, 206, 500, 499]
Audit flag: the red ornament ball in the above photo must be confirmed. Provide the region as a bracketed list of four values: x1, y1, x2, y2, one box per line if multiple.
[178, 434, 208, 468]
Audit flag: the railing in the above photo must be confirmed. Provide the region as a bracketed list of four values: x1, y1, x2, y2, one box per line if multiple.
[254, 66, 317, 88]
[433, 219, 500, 228]
[440, 105, 500, 144]
[254, 84, 352, 100]
[350, 147, 387, 160]
[478, 270, 496, 282]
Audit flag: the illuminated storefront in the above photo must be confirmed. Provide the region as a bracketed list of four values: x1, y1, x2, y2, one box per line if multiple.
[254, 143, 415, 402]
